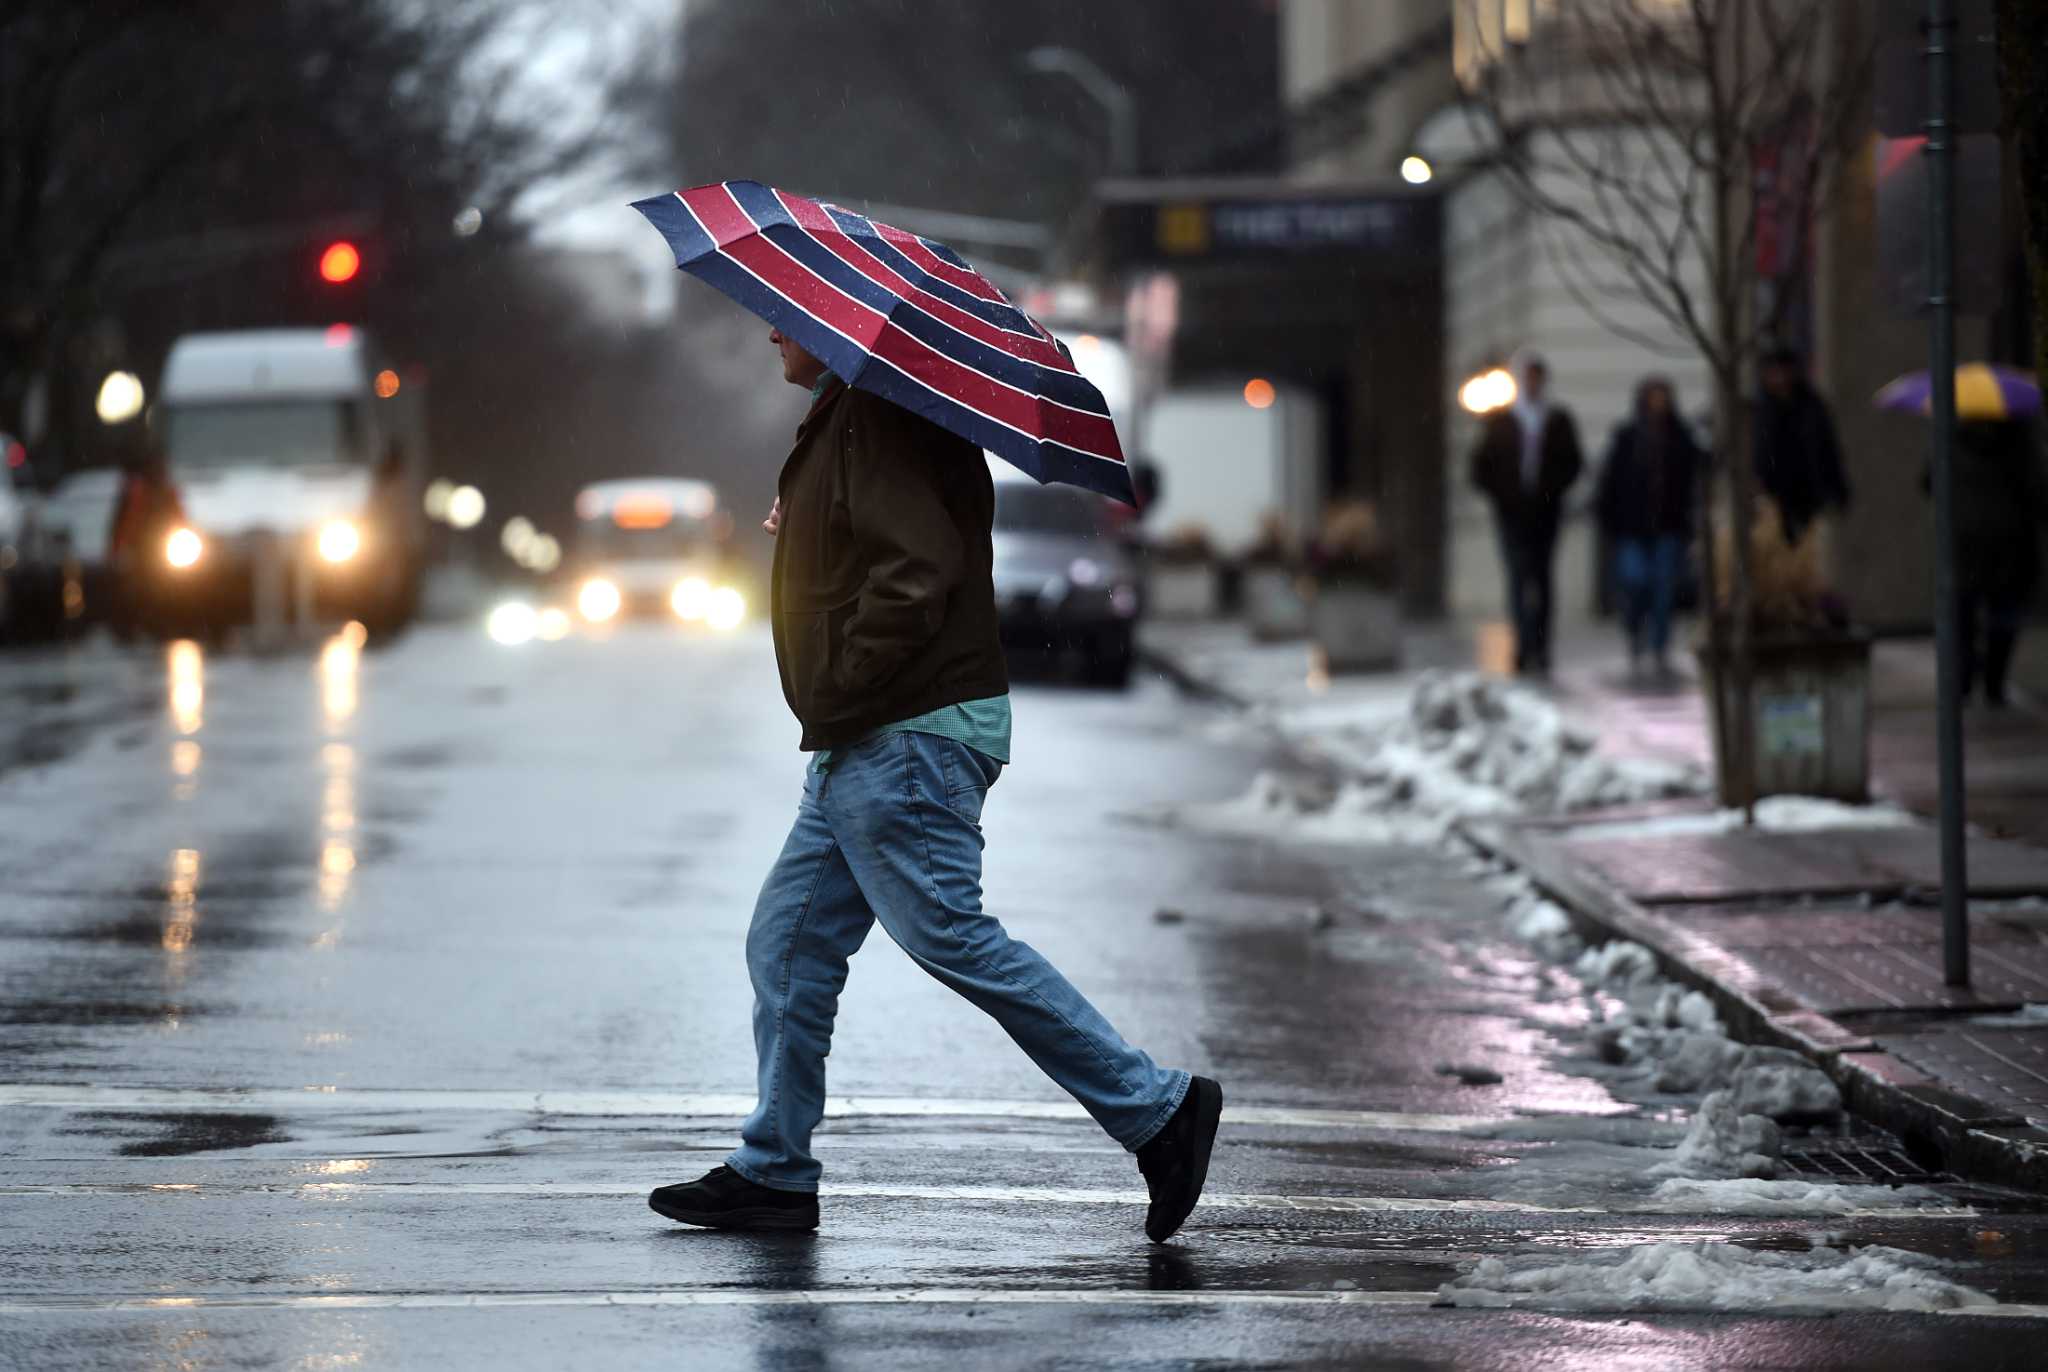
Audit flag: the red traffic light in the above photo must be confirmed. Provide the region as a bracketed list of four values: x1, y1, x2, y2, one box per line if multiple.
[319, 241, 361, 284]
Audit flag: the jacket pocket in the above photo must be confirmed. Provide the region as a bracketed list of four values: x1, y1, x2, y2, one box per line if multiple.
[787, 587, 863, 723]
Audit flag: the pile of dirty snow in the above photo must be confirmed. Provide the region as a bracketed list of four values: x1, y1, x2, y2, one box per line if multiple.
[1166, 671, 1705, 845]
[1642, 1178, 1957, 1217]
[1495, 880, 1848, 1184]
[1437, 1241, 1995, 1313]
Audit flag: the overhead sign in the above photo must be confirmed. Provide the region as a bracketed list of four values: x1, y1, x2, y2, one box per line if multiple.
[1102, 189, 1434, 268]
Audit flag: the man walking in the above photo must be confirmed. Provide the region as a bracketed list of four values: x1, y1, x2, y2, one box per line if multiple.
[649, 326, 1223, 1243]
[1469, 352, 1584, 675]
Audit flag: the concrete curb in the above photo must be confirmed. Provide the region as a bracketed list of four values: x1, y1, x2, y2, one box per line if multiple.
[1459, 816, 2048, 1194]
[1136, 637, 1253, 710]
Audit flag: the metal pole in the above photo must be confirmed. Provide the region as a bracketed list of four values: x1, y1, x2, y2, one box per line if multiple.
[1025, 47, 1139, 177]
[1925, 0, 1970, 986]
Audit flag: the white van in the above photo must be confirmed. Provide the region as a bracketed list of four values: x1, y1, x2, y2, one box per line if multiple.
[147, 327, 427, 633]
[569, 478, 745, 628]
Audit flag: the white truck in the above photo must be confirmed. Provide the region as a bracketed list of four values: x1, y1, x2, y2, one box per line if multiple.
[1140, 381, 1322, 556]
[145, 327, 428, 637]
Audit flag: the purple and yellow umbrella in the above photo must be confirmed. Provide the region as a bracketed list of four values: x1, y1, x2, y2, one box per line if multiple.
[1874, 363, 2040, 421]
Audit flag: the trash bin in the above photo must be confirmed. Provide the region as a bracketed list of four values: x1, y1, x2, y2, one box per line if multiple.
[1696, 631, 1872, 803]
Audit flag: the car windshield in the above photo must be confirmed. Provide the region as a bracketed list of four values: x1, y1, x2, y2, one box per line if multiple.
[162, 400, 364, 469]
[993, 483, 1110, 538]
[577, 520, 709, 561]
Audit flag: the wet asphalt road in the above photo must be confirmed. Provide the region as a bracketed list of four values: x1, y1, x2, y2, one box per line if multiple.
[2, 621, 2047, 1369]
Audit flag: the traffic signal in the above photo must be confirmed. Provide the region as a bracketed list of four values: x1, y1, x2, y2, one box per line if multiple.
[318, 241, 361, 284]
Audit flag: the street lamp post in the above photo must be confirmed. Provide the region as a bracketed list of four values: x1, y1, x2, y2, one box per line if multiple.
[1025, 46, 1138, 178]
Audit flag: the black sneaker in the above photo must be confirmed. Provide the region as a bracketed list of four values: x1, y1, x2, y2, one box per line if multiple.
[1136, 1076, 1223, 1243]
[648, 1165, 819, 1231]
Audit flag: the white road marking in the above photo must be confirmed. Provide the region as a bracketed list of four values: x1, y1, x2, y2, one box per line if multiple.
[0, 1084, 1503, 1134]
[0, 1288, 2041, 1320]
[0, 1180, 1971, 1220]
[0, 1288, 1439, 1314]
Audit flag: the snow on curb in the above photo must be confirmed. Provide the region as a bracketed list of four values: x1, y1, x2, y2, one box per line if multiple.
[1436, 1241, 1995, 1314]
[1566, 795, 1919, 840]
[1641, 1178, 1951, 1216]
[1159, 671, 1706, 844]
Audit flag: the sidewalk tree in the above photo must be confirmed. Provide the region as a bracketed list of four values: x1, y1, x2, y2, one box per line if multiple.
[1457, 0, 1873, 811]
[0, 0, 609, 472]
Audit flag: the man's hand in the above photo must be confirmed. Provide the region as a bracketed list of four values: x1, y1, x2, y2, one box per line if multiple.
[763, 497, 782, 537]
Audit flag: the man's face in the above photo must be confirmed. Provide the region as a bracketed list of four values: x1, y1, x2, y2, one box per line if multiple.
[1522, 364, 1547, 402]
[1762, 362, 1793, 397]
[770, 327, 827, 389]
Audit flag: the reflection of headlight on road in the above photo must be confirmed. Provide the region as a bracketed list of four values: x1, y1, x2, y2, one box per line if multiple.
[670, 576, 712, 621]
[577, 578, 621, 623]
[535, 607, 571, 641]
[316, 519, 362, 564]
[486, 601, 538, 645]
[706, 586, 745, 631]
[165, 527, 204, 569]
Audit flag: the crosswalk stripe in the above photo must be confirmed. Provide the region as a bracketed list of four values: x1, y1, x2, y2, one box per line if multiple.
[0, 1180, 1971, 1219]
[0, 1288, 1439, 1314]
[0, 1084, 1503, 1134]
[0, 1289, 2040, 1319]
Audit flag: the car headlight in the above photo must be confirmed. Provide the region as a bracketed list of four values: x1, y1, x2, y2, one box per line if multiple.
[1068, 557, 1103, 587]
[316, 518, 362, 564]
[165, 527, 204, 569]
[577, 577, 621, 623]
[486, 600, 537, 645]
[706, 586, 745, 631]
[670, 576, 712, 621]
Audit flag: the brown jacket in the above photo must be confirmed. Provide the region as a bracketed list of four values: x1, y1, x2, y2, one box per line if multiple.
[771, 380, 1009, 750]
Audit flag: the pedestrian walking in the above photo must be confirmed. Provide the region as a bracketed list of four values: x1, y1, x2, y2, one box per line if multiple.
[1753, 346, 1851, 545]
[1469, 352, 1584, 675]
[1595, 377, 1702, 681]
[1932, 418, 2047, 706]
[646, 325, 1222, 1241]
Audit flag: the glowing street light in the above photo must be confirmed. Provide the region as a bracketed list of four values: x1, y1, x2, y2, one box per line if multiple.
[1458, 367, 1519, 416]
[445, 485, 486, 530]
[500, 515, 536, 560]
[1401, 155, 1434, 185]
[423, 479, 454, 521]
[96, 371, 145, 424]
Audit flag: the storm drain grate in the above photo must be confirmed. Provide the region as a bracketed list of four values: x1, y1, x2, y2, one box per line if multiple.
[1778, 1141, 1947, 1185]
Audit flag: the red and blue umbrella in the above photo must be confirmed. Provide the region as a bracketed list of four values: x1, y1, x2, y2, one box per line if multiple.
[1874, 363, 2040, 421]
[631, 180, 1132, 504]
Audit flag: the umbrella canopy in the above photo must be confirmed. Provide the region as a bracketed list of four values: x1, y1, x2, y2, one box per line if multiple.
[1874, 362, 2040, 421]
[631, 181, 1132, 504]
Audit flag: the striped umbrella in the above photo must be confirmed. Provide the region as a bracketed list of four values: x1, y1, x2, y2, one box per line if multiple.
[631, 180, 1132, 504]
[1874, 363, 2040, 421]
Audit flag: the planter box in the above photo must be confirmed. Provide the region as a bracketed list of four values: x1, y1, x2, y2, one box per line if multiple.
[1696, 632, 1872, 803]
[1147, 560, 1219, 619]
[1242, 565, 1309, 641]
[1310, 581, 1401, 672]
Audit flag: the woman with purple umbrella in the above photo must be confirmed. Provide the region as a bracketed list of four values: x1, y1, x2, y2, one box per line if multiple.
[1879, 363, 2048, 706]
[1935, 417, 2046, 706]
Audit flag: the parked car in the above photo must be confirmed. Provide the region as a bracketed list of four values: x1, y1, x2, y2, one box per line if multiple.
[33, 467, 124, 632]
[990, 467, 1143, 688]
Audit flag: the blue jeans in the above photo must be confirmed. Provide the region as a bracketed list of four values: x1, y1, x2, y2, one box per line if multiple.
[1613, 535, 1684, 658]
[728, 731, 1190, 1192]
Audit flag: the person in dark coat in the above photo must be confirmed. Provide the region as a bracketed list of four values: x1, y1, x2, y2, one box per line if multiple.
[1753, 347, 1850, 543]
[1936, 419, 2047, 706]
[1596, 377, 1702, 679]
[646, 325, 1221, 1243]
[1469, 352, 1584, 674]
